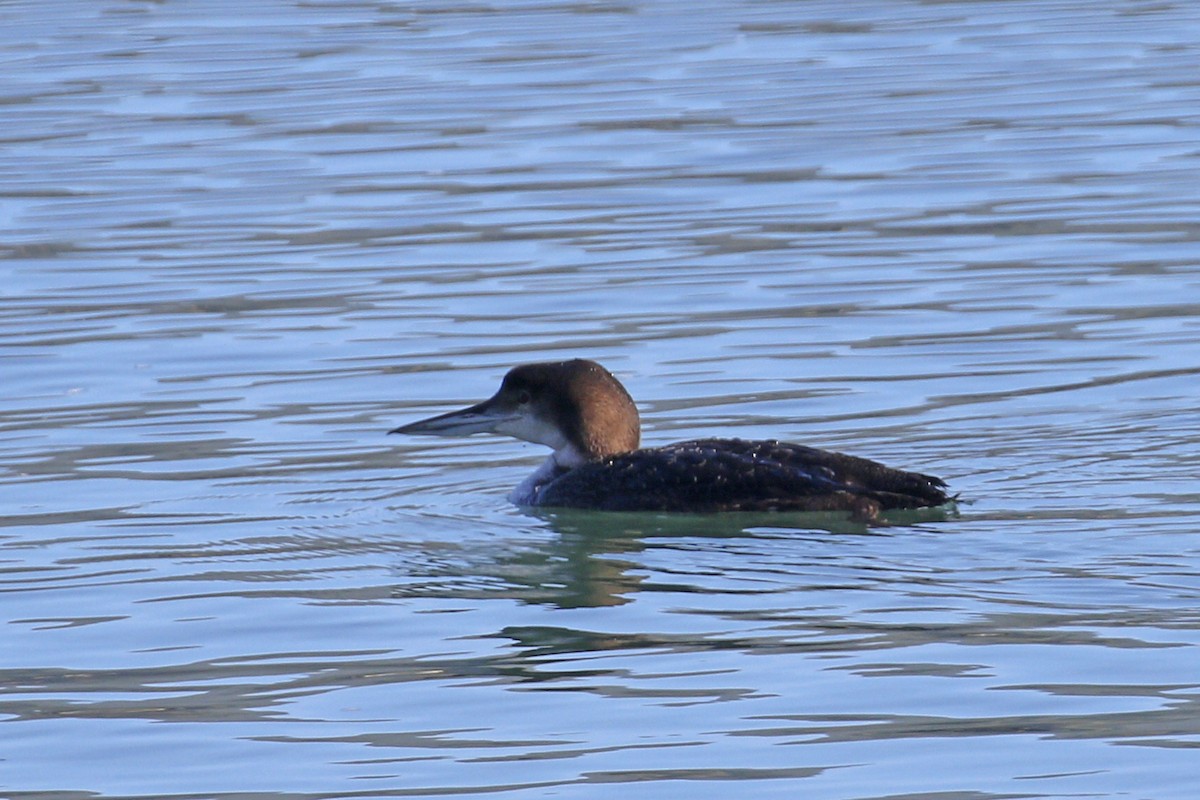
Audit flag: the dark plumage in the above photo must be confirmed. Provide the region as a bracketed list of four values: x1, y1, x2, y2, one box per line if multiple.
[537, 438, 949, 517]
[390, 359, 952, 520]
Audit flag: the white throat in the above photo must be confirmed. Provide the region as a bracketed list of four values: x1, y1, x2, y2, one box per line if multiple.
[508, 442, 589, 505]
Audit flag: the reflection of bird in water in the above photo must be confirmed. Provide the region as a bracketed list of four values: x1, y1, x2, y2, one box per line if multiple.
[391, 359, 951, 520]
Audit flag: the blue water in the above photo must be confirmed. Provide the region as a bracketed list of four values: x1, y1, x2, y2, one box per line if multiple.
[2, 1, 1199, 798]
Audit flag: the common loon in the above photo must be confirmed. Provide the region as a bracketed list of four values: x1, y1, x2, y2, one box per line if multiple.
[389, 359, 950, 518]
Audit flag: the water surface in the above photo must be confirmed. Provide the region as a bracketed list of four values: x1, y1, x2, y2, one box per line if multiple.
[2, 1, 1199, 798]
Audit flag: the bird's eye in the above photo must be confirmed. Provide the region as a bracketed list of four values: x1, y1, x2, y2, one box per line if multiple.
[517, 390, 531, 405]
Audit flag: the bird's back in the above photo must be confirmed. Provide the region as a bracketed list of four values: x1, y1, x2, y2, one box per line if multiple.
[535, 438, 949, 518]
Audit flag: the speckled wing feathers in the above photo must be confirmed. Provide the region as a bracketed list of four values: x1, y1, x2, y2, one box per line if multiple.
[535, 438, 948, 516]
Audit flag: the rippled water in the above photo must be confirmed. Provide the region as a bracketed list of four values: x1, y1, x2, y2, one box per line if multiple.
[3, 1, 1200, 798]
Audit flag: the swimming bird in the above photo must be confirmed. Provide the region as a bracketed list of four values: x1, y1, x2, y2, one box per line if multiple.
[389, 359, 950, 519]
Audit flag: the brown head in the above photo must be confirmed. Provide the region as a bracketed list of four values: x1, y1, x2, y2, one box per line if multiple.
[390, 359, 640, 460]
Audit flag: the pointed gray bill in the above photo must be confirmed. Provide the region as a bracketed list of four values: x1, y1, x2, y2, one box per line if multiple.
[388, 394, 518, 438]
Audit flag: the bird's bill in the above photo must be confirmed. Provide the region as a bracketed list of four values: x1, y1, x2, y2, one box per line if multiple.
[388, 395, 518, 438]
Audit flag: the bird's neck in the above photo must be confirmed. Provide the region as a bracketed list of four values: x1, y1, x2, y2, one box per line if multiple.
[507, 443, 590, 505]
